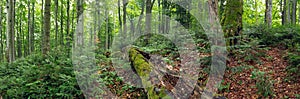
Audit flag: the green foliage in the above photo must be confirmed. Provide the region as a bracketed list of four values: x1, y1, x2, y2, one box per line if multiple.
[285, 52, 300, 81]
[217, 80, 230, 92]
[0, 49, 83, 98]
[247, 25, 300, 49]
[250, 70, 274, 97]
[230, 65, 254, 75]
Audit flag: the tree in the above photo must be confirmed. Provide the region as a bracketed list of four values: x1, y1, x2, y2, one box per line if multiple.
[145, 0, 155, 34]
[6, 0, 15, 62]
[42, 0, 51, 55]
[60, 0, 64, 45]
[222, 0, 243, 46]
[265, 0, 273, 27]
[282, 0, 291, 25]
[291, 0, 297, 24]
[31, 1, 35, 53]
[55, 0, 58, 45]
[123, 0, 128, 37]
[66, 0, 71, 54]
[0, 1, 3, 61]
[76, 0, 84, 48]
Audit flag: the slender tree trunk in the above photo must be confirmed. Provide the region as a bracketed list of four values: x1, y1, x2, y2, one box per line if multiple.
[76, 0, 84, 48]
[55, 0, 58, 45]
[40, 0, 44, 52]
[60, 0, 64, 45]
[42, 0, 51, 55]
[291, 0, 297, 24]
[66, 0, 71, 54]
[118, 0, 122, 35]
[281, 0, 285, 25]
[105, 7, 109, 50]
[31, 2, 35, 53]
[136, 0, 144, 34]
[299, 1, 300, 24]
[16, 11, 21, 58]
[28, 0, 32, 54]
[0, 2, 3, 61]
[6, 0, 15, 62]
[123, 0, 128, 38]
[283, 0, 291, 25]
[18, 14, 22, 58]
[265, 0, 273, 27]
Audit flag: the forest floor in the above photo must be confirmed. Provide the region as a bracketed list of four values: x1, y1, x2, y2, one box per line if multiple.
[107, 47, 299, 98]
[221, 48, 300, 99]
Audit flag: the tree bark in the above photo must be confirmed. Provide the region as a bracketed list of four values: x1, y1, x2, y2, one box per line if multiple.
[222, 0, 243, 46]
[123, 0, 127, 37]
[42, 0, 51, 55]
[76, 0, 84, 48]
[136, 0, 145, 34]
[60, 0, 64, 45]
[0, 2, 3, 61]
[66, 0, 71, 54]
[31, 2, 35, 53]
[28, 0, 32, 54]
[291, 0, 297, 24]
[55, 0, 58, 45]
[265, 0, 273, 27]
[18, 14, 22, 58]
[118, 0, 122, 35]
[40, 0, 45, 52]
[283, 0, 291, 25]
[105, 7, 109, 50]
[6, 0, 15, 62]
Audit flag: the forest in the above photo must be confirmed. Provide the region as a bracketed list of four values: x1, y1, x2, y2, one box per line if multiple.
[0, 0, 299, 98]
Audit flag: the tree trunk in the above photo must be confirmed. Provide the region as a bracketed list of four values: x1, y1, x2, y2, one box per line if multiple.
[31, 2, 35, 53]
[123, 0, 128, 38]
[265, 0, 273, 27]
[18, 15, 22, 58]
[28, 0, 32, 54]
[6, 0, 15, 62]
[60, 0, 64, 45]
[291, 0, 297, 24]
[0, 2, 3, 61]
[145, 0, 154, 34]
[105, 7, 109, 50]
[118, 0, 122, 35]
[66, 0, 70, 54]
[42, 0, 51, 55]
[55, 0, 58, 45]
[16, 11, 21, 58]
[208, 0, 218, 16]
[283, 0, 291, 25]
[40, 0, 44, 52]
[76, 0, 84, 48]
[222, 0, 243, 46]
[136, 0, 145, 34]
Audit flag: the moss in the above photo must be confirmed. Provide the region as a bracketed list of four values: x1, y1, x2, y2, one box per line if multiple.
[128, 47, 170, 99]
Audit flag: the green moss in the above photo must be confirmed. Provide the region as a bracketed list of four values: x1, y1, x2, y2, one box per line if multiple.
[128, 47, 170, 99]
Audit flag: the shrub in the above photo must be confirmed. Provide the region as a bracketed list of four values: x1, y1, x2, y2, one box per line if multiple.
[250, 70, 274, 97]
[0, 50, 83, 98]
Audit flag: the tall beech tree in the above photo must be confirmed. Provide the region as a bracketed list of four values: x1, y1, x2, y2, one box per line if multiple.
[265, 0, 273, 27]
[6, 0, 15, 63]
[42, 0, 51, 55]
[222, 0, 243, 46]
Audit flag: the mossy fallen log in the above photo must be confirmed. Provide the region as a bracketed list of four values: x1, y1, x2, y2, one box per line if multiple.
[128, 47, 170, 99]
